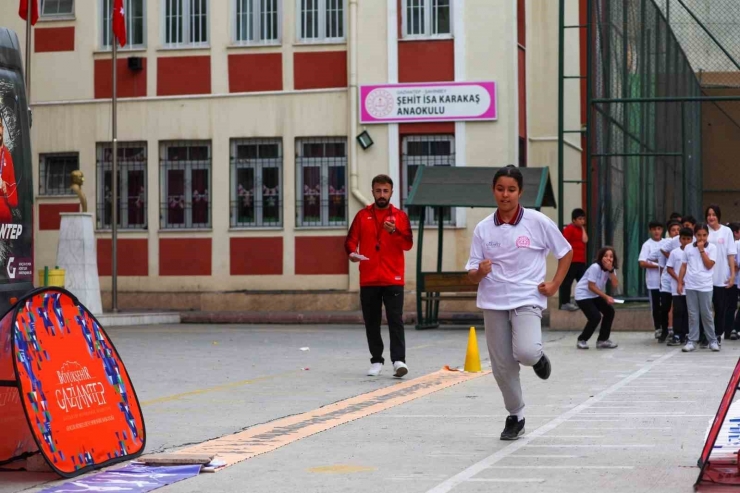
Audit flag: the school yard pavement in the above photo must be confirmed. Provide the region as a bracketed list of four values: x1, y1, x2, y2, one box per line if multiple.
[1, 324, 736, 493]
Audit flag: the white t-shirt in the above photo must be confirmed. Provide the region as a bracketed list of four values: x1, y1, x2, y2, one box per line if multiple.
[659, 237, 675, 293]
[575, 263, 611, 301]
[683, 243, 718, 293]
[639, 239, 663, 290]
[465, 208, 573, 311]
[666, 247, 686, 296]
[735, 239, 740, 287]
[708, 225, 737, 287]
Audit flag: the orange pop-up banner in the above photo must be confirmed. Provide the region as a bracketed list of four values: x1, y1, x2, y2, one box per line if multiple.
[0, 288, 145, 477]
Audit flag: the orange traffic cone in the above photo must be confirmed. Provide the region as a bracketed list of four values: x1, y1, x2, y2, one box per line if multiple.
[464, 326, 482, 373]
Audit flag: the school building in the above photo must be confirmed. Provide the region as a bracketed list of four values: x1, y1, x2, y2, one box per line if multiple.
[1, 0, 584, 312]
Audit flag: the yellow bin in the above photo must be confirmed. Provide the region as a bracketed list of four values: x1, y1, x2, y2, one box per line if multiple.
[38, 268, 65, 287]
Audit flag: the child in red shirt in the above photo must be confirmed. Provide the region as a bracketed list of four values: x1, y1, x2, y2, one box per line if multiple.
[560, 208, 588, 310]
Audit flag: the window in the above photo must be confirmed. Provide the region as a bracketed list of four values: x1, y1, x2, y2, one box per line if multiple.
[160, 141, 211, 229]
[402, 135, 455, 225]
[164, 0, 209, 46]
[39, 153, 78, 196]
[102, 0, 146, 49]
[296, 138, 347, 227]
[96, 142, 147, 230]
[41, 0, 74, 17]
[403, 0, 451, 38]
[298, 0, 344, 42]
[230, 139, 282, 227]
[235, 0, 280, 44]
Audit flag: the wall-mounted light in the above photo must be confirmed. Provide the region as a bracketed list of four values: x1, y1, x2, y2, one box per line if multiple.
[356, 130, 374, 150]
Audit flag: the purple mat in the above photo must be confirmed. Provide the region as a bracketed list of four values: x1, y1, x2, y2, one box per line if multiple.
[39, 464, 202, 492]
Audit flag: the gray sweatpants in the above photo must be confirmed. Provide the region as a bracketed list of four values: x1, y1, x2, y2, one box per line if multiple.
[686, 289, 717, 344]
[484, 306, 544, 418]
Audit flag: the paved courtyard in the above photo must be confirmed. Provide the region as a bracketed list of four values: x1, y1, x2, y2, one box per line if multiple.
[1, 324, 736, 492]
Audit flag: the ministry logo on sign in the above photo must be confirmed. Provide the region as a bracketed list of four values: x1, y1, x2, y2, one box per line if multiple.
[366, 89, 395, 118]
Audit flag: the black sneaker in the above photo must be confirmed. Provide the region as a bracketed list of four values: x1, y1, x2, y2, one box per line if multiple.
[667, 336, 683, 347]
[500, 416, 525, 440]
[533, 354, 551, 380]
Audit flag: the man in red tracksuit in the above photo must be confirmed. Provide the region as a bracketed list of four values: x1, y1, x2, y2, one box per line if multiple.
[345, 174, 413, 378]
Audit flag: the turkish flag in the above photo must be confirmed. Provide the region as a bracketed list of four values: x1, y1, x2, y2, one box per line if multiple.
[18, 0, 39, 26]
[112, 0, 127, 47]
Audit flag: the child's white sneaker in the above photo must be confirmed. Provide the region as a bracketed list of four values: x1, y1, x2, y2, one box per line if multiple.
[367, 363, 383, 376]
[393, 361, 408, 378]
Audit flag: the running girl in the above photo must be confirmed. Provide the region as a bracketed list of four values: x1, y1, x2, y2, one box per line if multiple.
[466, 165, 573, 441]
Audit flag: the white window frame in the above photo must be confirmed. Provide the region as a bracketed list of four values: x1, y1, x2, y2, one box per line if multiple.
[96, 142, 148, 230]
[295, 0, 346, 44]
[40, 0, 75, 18]
[295, 137, 348, 227]
[162, 0, 210, 48]
[401, 135, 456, 226]
[233, 0, 282, 45]
[402, 0, 453, 40]
[160, 141, 212, 229]
[230, 138, 283, 228]
[39, 153, 79, 196]
[101, 0, 147, 50]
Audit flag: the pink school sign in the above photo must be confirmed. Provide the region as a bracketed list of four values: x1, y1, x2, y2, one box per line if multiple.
[359, 81, 497, 124]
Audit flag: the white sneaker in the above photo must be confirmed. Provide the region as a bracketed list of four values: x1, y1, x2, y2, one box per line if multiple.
[576, 340, 589, 350]
[367, 363, 383, 376]
[596, 340, 618, 349]
[393, 361, 408, 378]
[710, 341, 721, 352]
[682, 341, 697, 352]
[654, 329, 662, 339]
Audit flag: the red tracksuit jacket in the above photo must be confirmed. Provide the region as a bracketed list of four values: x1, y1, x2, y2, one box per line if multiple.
[345, 204, 413, 287]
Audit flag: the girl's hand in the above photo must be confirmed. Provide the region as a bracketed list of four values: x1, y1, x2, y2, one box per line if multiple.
[602, 258, 613, 271]
[677, 281, 684, 295]
[606, 296, 615, 305]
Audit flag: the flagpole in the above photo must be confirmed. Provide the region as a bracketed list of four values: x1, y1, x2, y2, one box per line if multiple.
[111, 8, 119, 313]
[25, 1, 31, 101]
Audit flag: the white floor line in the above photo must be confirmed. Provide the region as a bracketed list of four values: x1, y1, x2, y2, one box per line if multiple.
[525, 445, 655, 448]
[487, 465, 634, 470]
[598, 400, 696, 403]
[566, 419, 621, 422]
[425, 349, 678, 493]
[564, 427, 672, 431]
[532, 435, 605, 439]
[467, 478, 546, 483]
[508, 455, 580, 459]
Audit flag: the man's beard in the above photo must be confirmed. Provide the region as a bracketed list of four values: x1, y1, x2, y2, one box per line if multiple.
[375, 198, 389, 208]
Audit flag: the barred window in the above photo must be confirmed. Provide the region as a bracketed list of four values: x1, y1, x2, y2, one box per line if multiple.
[41, 0, 74, 17]
[235, 0, 280, 44]
[296, 137, 347, 227]
[102, 0, 145, 49]
[403, 0, 451, 38]
[164, 0, 208, 46]
[160, 141, 211, 229]
[298, 0, 344, 42]
[96, 142, 147, 230]
[402, 135, 455, 226]
[230, 139, 282, 228]
[39, 153, 78, 196]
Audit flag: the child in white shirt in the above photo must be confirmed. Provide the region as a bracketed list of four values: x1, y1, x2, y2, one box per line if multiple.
[678, 223, 719, 352]
[658, 221, 681, 342]
[639, 221, 665, 339]
[574, 247, 619, 350]
[665, 228, 693, 345]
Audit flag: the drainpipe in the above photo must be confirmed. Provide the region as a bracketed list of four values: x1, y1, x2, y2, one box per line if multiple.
[349, 0, 370, 207]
